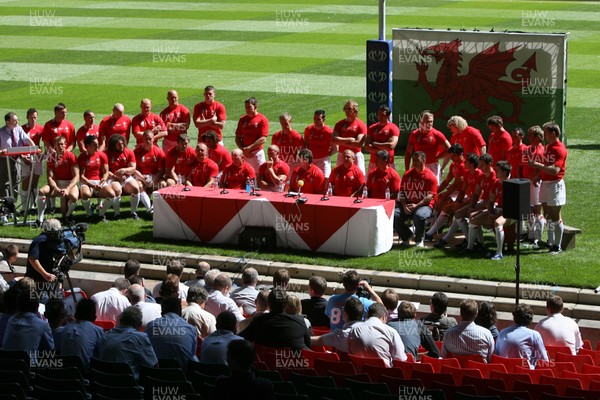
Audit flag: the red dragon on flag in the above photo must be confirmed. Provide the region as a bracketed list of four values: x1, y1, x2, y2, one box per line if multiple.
[414, 39, 538, 124]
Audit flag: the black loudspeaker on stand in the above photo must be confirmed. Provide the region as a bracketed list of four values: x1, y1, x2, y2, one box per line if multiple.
[503, 178, 531, 306]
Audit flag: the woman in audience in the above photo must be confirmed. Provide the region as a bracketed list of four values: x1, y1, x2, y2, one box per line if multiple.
[475, 301, 499, 340]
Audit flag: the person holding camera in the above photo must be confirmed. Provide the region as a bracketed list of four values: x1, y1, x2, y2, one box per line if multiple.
[25, 219, 61, 285]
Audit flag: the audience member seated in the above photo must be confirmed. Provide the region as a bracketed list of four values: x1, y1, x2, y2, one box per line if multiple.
[152, 259, 189, 301]
[185, 261, 210, 288]
[421, 292, 458, 341]
[214, 340, 274, 400]
[285, 294, 312, 332]
[203, 268, 221, 292]
[475, 301, 499, 340]
[204, 274, 245, 324]
[230, 267, 260, 315]
[381, 288, 399, 321]
[127, 284, 161, 329]
[348, 303, 407, 366]
[95, 306, 158, 381]
[54, 298, 104, 370]
[442, 299, 494, 362]
[200, 311, 243, 365]
[90, 277, 131, 323]
[0, 244, 18, 293]
[325, 269, 382, 330]
[301, 276, 330, 328]
[145, 297, 198, 368]
[388, 301, 440, 359]
[272, 268, 290, 291]
[534, 295, 583, 355]
[495, 303, 548, 368]
[239, 288, 310, 350]
[238, 290, 269, 332]
[124, 259, 155, 302]
[182, 285, 216, 339]
[1, 289, 54, 355]
[311, 297, 363, 354]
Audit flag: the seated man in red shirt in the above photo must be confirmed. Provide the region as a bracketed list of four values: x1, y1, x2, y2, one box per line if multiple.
[220, 149, 256, 190]
[287, 149, 325, 195]
[37, 136, 79, 225]
[366, 150, 400, 200]
[191, 143, 219, 188]
[133, 130, 167, 213]
[78, 135, 115, 222]
[395, 151, 438, 247]
[329, 150, 365, 197]
[106, 134, 141, 220]
[165, 134, 196, 187]
[258, 145, 290, 192]
[201, 130, 232, 174]
[468, 160, 513, 260]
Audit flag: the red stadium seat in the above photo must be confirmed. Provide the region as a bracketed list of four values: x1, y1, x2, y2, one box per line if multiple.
[512, 365, 554, 383]
[421, 354, 460, 373]
[465, 360, 507, 379]
[490, 354, 528, 373]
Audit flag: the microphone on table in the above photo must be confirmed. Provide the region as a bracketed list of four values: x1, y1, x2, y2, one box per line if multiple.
[220, 175, 229, 194]
[353, 184, 365, 204]
[296, 180, 307, 203]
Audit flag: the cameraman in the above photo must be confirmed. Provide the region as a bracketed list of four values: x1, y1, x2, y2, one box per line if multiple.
[25, 218, 61, 285]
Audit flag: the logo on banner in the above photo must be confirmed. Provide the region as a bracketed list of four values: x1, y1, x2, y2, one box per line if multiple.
[368, 71, 388, 83]
[367, 92, 388, 103]
[414, 39, 538, 124]
[368, 50, 388, 62]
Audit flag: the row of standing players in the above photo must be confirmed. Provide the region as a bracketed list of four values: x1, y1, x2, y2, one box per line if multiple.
[0, 89, 567, 256]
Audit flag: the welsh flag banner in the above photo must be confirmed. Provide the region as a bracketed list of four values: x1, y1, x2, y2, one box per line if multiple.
[392, 29, 568, 146]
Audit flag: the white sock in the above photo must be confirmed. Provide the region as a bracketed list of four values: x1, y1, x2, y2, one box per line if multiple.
[427, 212, 447, 236]
[554, 219, 564, 249]
[547, 219, 555, 246]
[130, 194, 139, 213]
[99, 198, 113, 217]
[66, 200, 77, 217]
[495, 226, 504, 256]
[536, 215, 545, 243]
[82, 199, 92, 216]
[37, 196, 47, 221]
[528, 214, 535, 240]
[31, 188, 38, 208]
[467, 224, 478, 250]
[139, 192, 152, 209]
[113, 196, 121, 213]
[442, 219, 460, 242]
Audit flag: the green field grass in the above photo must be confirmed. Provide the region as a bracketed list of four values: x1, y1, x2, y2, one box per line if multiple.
[0, 0, 599, 288]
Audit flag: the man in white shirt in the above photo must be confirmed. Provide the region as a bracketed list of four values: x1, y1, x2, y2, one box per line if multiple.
[230, 268, 259, 315]
[90, 278, 131, 323]
[127, 284, 161, 329]
[535, 295, 583, 355]
[182, 285, 216, 339]
[204, 274, 245, 324]
[348, 303, 406, 367]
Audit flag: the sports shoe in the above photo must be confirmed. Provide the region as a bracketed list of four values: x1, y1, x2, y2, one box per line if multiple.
[424, 233, 434, 242]
[433, 239, 448, 249]
[415, 240, 425, 248]
[548, 245, 562, 255]
[131, 212, 140, 221]
[99, 215, 108, 223]
[490, 254, 503, 261]
[399, 239, 411, 246]
[112, 212, 121, 220]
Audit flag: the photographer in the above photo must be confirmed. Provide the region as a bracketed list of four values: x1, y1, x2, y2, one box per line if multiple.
[25, 218, 61, 284]
[0, 244, 19, 292]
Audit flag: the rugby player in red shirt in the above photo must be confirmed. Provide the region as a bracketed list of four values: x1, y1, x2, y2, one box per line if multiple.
[133, 130, 166, 213]
[201, 130, 232, 172]
[332, 100, 367, 175]
[366, 150, 400, 199]
[193, 85, 227, 143]
[165, 134, 196, 187]
[76, 110, 99, 154]
[160, 90, 191, 153]
[106, 134, 141, 220]
[98, 103, 131, 150]
[287, 149, 326, 195]
[235, 97, 269, 174]
[486, 115, 512, 164]
[131, 98, 167, 146]
[271, 112, 304, 172]
[304, 109, 336, 183]
[329, 150, 365, 197]
[220, 149, 256, 190]
[365, 105, 399, 174]
[405, 110, 450, 182]
[78, 135, 115, 222]
[191, 142, 219, 188]
[258, 145, 290, 192]
[42, 103, 76, 152]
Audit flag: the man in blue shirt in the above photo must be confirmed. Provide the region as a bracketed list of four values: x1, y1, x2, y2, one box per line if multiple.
[145, 297, 197, 369]
[54, 298, 104, 371]
[496, 303, 548, 368]
[95, 306, 158, 381]
[200, 311, 243, 365]
[325, 270, 382, 330]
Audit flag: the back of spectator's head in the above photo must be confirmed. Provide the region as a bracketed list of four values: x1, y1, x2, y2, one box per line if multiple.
[273, 269, 290, 290]
[216, 311, 237, 332]
[166, 259, 184, 277]
[341, 270, 360, 292]
[382, 289, 399, 312]
[460, 299, 479, 322]
[241, 268, 259, 286]
[308, 276, 327, 297]
[16, 277, 35, 291]
[204, 269, 221, 289]
[124, 259, 141, 278]
[113, 277, 131, 292]
[159, 274, 180, 299]
[268, 288, 287, 314]
[44, 299, 67, 327]
[367, 303, 387, 320]
[430, 292, 449, 315]
[398, 301, 417, 321]
[344, 297, 364, 322]
[213, 274, 232, 291]
[128, 275, 144, 286]
[513, 304, 534, 326]
[474, 301, 498, 329]
[195, 261, 210, 278]
[255, 290, 269, 312]
[1, 244, 18, 262]
[227, 340, 255, 373]
[74, 298, 97, 322]
[119, 306, 143, 330]
[17, 289, 39, 314]
[186, 286, 209, 305]
[161, 296, 182, 316]
[127, 284, 146, 304]
[547, 295, 564, 314]
[284, 294, 302, 315]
